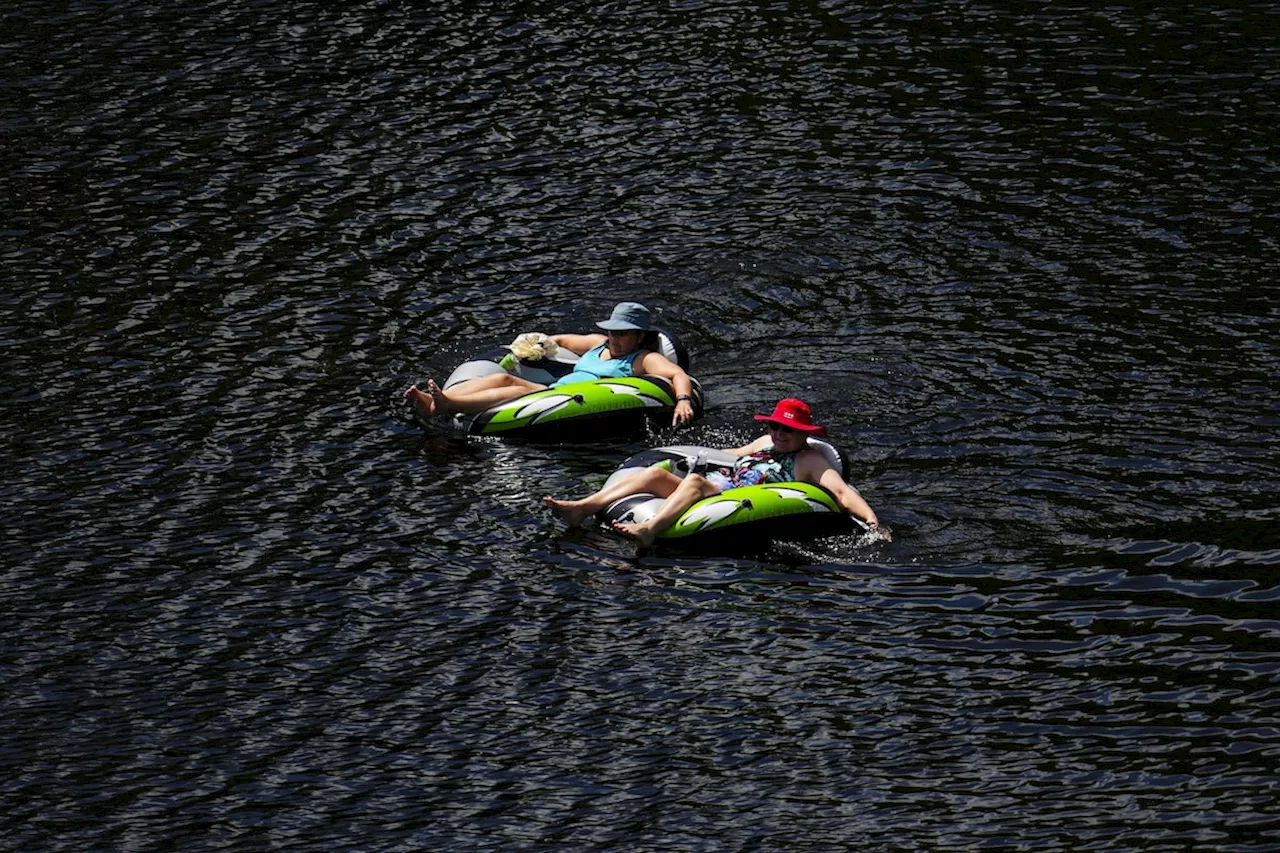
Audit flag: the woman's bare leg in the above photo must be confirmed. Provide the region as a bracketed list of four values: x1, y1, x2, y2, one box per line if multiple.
[408, 373, 548, 416]
[611, 474, 722, 548]
[543, 466, 684, 528]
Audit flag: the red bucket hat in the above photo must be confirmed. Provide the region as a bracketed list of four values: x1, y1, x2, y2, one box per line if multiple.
[754, 398, 828, 437]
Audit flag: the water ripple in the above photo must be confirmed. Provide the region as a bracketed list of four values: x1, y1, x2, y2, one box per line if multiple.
[4, 0, 1279, 850]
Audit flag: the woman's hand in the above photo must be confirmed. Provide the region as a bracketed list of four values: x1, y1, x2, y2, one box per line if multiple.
[866, 517, 892, 541]
[672, 398, 694, 426]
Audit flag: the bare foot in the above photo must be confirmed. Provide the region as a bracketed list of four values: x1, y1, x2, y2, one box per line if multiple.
[542, 496, 596, 528]
[610, 519, 657, 548]
[403, 384, 437, 418]
[425, 379, 453, 414]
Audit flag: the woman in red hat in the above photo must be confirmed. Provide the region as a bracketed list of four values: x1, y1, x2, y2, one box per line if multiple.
[543, 398, 884, 547]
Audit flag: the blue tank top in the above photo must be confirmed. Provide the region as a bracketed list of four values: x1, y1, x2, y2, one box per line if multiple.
[551, 344, 644, 387]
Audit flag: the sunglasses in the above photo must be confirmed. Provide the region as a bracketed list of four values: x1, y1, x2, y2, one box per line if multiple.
[767, 422, 797, 434]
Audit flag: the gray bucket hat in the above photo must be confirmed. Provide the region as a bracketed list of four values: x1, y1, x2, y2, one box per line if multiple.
[596, 301, 652, 331]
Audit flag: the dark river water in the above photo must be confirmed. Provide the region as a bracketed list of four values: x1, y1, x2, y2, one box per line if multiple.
[4, 1, 1279, 850]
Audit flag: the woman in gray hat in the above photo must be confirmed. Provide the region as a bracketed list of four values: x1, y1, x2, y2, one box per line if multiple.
[404, 302, 698, 427]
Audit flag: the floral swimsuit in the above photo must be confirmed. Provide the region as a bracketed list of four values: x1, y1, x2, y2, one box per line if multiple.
[705, 447, 797, 490]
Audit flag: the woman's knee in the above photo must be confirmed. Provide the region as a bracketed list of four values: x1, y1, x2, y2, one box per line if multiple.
[457, 373, 512, 393]
[682, 473, 720, 498]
